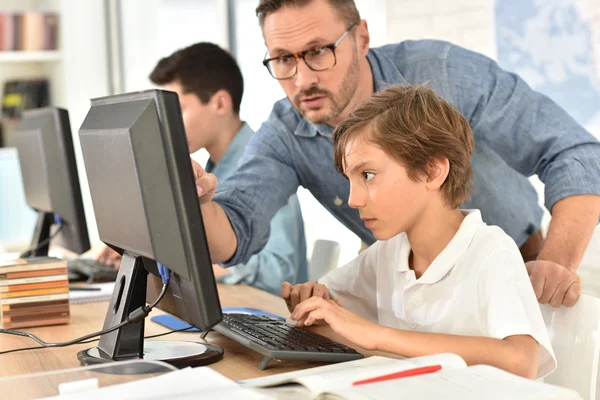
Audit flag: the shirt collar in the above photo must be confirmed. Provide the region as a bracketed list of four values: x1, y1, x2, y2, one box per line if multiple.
[293, 47, 408, 138]
[397, 210, 486, 284]
[205, 122, 253, 174]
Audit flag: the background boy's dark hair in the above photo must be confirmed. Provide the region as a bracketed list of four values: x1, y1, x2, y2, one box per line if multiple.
[333, 84, 474, 209]
[149, 42, 244, 114]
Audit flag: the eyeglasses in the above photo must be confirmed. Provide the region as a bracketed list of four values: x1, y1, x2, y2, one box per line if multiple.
[262, 23, 357, 80]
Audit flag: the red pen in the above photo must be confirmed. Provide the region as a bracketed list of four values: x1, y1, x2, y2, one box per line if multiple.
[352, 364, 442, 386]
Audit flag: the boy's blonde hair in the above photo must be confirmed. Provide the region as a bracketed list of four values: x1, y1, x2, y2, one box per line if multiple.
[333, 84, 474, 208]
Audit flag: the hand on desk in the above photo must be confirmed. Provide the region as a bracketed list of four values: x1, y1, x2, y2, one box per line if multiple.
[526, 260, 582, 307]
[96, 246, 122, 269]
[291, 296, 380, 351]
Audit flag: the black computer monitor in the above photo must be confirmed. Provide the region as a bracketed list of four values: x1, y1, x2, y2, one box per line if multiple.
[14, 107, 90, 257]
[76, 89, 223, 368]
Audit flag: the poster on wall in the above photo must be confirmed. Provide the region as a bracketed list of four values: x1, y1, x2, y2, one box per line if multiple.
[496, 0, 600, 130]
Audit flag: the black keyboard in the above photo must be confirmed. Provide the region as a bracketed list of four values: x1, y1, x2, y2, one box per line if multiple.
[212, 313, 363, 370]
[67, 259, 118, 282]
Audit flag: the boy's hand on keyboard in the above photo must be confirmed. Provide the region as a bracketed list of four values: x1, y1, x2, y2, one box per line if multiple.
[291, 296, 380, 351]
[96, 246, 122, 269]
[281, 281, 335, 314]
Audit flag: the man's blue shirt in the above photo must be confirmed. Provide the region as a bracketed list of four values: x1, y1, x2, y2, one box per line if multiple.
[215, 40, 600, 266]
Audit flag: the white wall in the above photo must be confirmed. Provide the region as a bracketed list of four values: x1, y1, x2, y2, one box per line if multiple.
[119, 0, 230, 167]
[385, 0, 496, 58]
[119, 0, 229, 94]
[59, 0, 111, 248]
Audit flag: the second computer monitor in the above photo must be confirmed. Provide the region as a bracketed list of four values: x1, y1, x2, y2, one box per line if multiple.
[15, 107, 90, 256]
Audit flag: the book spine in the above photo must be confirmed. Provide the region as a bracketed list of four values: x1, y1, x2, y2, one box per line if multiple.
[0, 267, 68, 279]
[0, 286, 68, 299]
[0, 274, 68, 287]
[4, 310, 69, 323]
[0, 13, 5, 52]
[2, 298, 69, 311]
[1, 292, 69, 305]
[13, 12, 22, 51]
[0, 280, 68, 293]
[0, 257, 61, 268]
[3, 12, 14, 51]
[2, 304, 70, 318]
[43, 13, 58, 50]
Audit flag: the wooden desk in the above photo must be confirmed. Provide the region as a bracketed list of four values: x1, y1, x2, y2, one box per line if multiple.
[0, 284, 377, 383]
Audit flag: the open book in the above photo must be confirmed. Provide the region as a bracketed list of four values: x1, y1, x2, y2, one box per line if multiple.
[242, 354, 582, 400]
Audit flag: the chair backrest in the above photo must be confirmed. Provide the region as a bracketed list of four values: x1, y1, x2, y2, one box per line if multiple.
[577, 267, 600, 299]
[541, 294, 600, 400]
[308, 239, 340, 281]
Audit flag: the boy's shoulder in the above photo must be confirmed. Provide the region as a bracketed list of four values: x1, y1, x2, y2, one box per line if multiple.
[470, 224, 521, 255]
[460, 223, 524, 274]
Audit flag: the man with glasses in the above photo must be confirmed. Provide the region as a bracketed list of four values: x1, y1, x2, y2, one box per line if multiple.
[193, 0, 600, 307]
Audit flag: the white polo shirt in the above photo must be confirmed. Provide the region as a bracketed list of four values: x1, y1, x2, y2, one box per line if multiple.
[319, 210, 556, 378]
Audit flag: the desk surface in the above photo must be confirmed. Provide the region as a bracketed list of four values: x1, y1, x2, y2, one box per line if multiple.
[0, 284, 379, 384]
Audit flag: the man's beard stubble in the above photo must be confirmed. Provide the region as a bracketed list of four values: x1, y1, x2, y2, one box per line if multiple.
[293, 51, 361, 125]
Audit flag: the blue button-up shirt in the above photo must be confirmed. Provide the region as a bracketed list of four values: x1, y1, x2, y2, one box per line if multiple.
[207, 123, 307, 294]
[215, 40, 600, 266]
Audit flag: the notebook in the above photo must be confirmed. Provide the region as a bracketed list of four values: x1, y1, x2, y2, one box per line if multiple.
[242, 354, 582, 400]
[68, 282, 114, 304]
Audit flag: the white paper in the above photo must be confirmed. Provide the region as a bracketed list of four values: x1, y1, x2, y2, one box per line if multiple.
[40, 366, 268, 400]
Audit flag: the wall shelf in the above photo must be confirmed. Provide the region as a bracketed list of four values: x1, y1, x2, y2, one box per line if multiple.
[0, 51, 61, 63]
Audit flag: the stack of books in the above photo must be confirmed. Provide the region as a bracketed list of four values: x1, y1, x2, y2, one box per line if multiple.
[0, 257, 70, 329]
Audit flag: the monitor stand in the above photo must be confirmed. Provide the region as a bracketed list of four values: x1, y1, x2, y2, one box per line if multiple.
[21, 212, 54, 258]
[77, 251, 223, 373]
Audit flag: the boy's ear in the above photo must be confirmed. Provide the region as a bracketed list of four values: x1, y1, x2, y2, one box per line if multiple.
[425, 157, 450, 191]
[210, 89, 233, 116]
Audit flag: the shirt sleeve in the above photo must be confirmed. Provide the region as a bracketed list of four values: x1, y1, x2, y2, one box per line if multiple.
[445, 44, 600, 211]
[476, 243, 557, 378]
[318, 242, 379, 322]
[214, 121, 301, 266]
[219, 194, 307, 295]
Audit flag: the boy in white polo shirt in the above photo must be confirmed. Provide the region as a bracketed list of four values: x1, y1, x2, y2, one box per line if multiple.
[281, 85, 556, 379]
